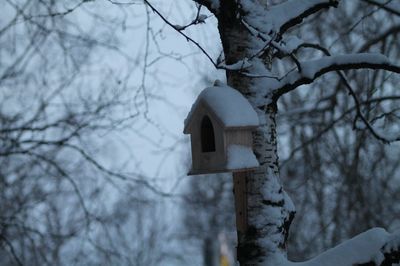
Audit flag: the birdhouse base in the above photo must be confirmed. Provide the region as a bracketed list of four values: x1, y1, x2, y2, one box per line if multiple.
[188, 166, 258, 176]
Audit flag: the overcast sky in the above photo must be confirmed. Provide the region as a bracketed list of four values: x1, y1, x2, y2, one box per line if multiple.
[109, 0, 225, 189]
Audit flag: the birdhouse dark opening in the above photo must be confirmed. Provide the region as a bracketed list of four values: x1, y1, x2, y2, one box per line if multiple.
[201, 115, 216, 152]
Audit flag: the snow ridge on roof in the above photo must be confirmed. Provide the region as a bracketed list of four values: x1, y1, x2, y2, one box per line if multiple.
[185, 83, 259, 129]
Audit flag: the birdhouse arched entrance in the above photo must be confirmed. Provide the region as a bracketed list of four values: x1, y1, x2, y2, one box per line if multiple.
[201, 115, 216, 152]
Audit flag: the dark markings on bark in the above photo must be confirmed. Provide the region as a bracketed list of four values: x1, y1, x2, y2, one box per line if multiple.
[261, 199, 284, 207]
[355, 247, 400, 266]
[237, 225, 265, 265]
[380, 249, 400, 266]
[281, 210, 296, 248]
[218, 0, 240, 64]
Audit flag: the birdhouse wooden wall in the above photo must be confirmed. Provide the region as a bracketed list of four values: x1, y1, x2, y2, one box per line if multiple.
[188, 102, 226, 175]
[224, 130, 253, 149]
[186, 102, 258, 175]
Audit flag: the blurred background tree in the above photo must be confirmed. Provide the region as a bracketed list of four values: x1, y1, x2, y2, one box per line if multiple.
[0, 1, 188, 265]
[277, 0, 400, 261]
[180, 172, 235, 266]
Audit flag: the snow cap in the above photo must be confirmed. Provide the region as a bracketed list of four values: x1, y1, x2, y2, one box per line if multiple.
[184, 83, 259, 132]
[226, 144, 259, 170]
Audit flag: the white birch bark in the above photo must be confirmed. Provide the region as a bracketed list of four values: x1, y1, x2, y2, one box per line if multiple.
[216, 2, 295, 264]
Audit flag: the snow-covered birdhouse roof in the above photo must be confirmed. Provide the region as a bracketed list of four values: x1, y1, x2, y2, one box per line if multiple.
[184, 83, 259, 134]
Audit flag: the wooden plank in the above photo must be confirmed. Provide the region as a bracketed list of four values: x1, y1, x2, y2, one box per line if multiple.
[233, 171, 248, 234]
[225, 130, 252, 147]
[188, 167, 257, 176]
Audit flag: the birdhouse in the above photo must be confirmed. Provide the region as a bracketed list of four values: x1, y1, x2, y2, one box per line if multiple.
[184, 82, 260, 175]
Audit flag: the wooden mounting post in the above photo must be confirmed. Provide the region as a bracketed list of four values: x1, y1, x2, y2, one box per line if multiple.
[233, 171, 248, 235]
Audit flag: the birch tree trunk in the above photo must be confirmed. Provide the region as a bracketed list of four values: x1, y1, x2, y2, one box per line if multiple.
[217, 2, 295, 265]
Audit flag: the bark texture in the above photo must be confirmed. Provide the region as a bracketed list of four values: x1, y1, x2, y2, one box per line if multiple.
[216, 2, 295, 265]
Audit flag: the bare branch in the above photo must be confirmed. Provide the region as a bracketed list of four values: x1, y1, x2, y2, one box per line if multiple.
[62, 143, 174, 197]
[143, 0, 219, 68]
[33, 0, 90, 17]
[362, 0, 400, 16]
[358, 24, 400, 52]
[0, 235, 23, 266]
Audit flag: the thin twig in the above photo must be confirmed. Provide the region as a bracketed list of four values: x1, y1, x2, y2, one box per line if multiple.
[143, 0, 218, 68]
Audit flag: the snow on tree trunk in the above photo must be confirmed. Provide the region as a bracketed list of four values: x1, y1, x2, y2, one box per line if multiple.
[217, 3, 295, 265]
[183, 0, 400, 265]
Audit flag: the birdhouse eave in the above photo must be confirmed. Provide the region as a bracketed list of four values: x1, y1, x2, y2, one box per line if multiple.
[183, 100, 225, 134]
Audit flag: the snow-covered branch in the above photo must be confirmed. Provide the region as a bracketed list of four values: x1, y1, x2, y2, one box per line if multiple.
[242, 0, 339, 36]
[217, 58, 252, 70]
[276, 36, 305, 56]
[270, 53, 400, 143]
[289, 228, 400, 266]
[272, 53, 400, 99]
[172, 5, 209, 31]
[270, 0, 339, 35]
[270, 228, 400, 266]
